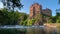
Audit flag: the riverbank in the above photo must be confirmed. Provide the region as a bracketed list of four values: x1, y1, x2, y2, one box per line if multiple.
[44, 23, 60, 28]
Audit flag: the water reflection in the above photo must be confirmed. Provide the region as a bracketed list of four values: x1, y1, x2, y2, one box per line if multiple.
[0, 25, 59, 34]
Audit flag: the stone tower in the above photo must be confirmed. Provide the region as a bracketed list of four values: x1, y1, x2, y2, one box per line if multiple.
[29, 3, 42, 18]
[29, 3, 43, 25]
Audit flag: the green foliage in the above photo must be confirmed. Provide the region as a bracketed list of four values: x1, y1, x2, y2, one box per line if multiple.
[0, 8, 28, 25]
[48, 12, 60, 23]
[56, 17, 60, 23]
[0, 8, 9, 25]
[27, 19, 35, 26]
[20, 18, 35, 26]
[56, 12, 60, 17]
[48, 19, 52, 23]
[19, 13, 28, 26]
[56, 12, 60, 23]
[51, 16, 57, 23]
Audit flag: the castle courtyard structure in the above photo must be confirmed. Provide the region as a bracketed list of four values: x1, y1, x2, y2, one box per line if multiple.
[29, 3, 52, 25]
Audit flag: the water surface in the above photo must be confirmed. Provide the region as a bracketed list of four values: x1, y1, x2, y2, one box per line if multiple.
[0, 25, 60, 34]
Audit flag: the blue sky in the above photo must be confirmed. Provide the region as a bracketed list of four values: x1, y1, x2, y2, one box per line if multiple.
[0, 0, 60, 16]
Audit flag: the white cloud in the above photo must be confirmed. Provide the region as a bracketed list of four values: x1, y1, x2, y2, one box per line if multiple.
[0, 2, 3, 9]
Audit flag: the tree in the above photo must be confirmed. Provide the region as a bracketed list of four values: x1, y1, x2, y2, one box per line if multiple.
[48, 19, 52, 23]
[19, 13, 28, 25]
[26, 18, 35, 26]
[51, 16, 56, 23]
[56, 12, 60, 17]
[0, 0, 23, 25]
[0, 8, 29, 25]
[1, 0, 23, 11]
[56, 12, 60, 23]
[56, 18, 60, 23]
[0, 8, 9, 25]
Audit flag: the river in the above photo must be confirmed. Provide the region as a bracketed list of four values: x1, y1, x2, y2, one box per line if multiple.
[0, 25, 60, 34]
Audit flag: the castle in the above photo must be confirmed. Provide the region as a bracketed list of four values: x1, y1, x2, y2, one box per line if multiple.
[29, 3, 52, 25]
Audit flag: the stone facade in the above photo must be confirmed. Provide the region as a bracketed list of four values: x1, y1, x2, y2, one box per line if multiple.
[29, 3, 52, 25]
[42, 8, 52, 16]
[29, 3, 42, 18]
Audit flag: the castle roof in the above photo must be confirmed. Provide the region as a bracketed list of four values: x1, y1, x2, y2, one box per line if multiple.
[30, 3, 42, 8]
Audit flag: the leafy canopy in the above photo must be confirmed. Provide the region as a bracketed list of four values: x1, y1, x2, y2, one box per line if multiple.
[1, 0, 23, 10]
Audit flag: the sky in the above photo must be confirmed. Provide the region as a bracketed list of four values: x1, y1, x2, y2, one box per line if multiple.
[0, 1, 3, 8]
[0, 0, 60, 16]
